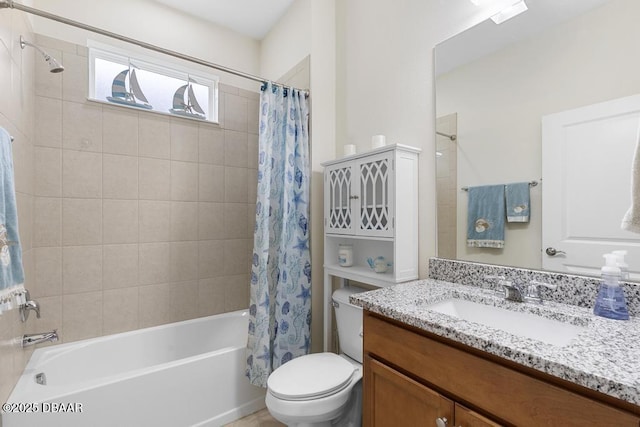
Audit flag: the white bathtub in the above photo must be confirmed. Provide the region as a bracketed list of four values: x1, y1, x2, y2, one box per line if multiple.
[2, 310, 265, 427]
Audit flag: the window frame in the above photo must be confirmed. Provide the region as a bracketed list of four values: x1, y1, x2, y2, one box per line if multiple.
[87, 41, 219, 124]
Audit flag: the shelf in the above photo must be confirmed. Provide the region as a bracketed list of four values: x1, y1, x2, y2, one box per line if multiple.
[324, 264, 406, 288]
[323, 145, 420, 351]
[325, 234, 392, 242]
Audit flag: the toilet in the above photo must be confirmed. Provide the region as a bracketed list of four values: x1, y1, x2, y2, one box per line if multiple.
[265, 285, 365, 427]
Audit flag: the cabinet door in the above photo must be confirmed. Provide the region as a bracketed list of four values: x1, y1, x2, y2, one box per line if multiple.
[364, 356, 453, 427]
[356, 152, 394, 237]
[325, 162, 355, 234]
[455, 404, 503, 427]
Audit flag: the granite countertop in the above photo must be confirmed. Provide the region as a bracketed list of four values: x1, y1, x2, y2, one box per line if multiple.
[350, 279, 640, 406]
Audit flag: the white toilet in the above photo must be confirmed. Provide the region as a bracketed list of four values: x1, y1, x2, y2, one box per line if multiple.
[265, 285, 365, 427]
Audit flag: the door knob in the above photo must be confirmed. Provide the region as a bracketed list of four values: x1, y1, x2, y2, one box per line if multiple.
[545, 247, 566, 256]
[435, 417, 448, 427]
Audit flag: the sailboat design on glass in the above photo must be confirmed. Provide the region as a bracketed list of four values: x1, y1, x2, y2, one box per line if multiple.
[106, 66, 153, 110]
[169, 78, 206, 120]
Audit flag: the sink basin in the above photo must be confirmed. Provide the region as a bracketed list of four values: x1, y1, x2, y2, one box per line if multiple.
[425, 298, 587, 347]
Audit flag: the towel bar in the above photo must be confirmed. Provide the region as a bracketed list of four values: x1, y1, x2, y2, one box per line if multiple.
[462, 180, 539, 192]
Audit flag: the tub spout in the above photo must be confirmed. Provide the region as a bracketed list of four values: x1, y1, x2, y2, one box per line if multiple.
[22, 330, 58, 347]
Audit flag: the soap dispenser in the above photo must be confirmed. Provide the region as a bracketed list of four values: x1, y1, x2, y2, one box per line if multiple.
[593, 253, 629, 320]
[611, 250, 630, 280]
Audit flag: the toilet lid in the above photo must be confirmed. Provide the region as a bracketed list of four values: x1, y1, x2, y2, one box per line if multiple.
[267, 353, 356, 401]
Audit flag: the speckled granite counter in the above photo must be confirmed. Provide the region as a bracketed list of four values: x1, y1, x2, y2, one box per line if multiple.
[350, 279, 640, 406]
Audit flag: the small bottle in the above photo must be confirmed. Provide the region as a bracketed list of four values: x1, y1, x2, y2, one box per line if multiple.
[611, 250, 630, 281]
[338, 244, 353, 267]
[593, 253, 629, 320]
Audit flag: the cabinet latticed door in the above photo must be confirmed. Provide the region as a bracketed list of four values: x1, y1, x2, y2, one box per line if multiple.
[325, 152, 394, 237]
[325, 162, 355, 235]
[356, 152, 394, 238]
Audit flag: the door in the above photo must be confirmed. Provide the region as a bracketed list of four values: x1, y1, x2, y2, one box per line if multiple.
[364, 356, 453, 427]
[542, 94, 640, 278]
[325, 162, 355, 235]
[356, 152, 394, 238]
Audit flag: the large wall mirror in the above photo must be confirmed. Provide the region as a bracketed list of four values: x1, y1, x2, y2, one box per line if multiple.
[435, 0, 640, 280]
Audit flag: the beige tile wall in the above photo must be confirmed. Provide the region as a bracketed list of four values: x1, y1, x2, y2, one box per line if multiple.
[0, 10, 36, 405]
[28, 34, 259, 347]
[436, 113, 458, 259]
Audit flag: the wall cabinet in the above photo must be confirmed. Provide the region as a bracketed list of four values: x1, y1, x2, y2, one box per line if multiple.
[325, 150, 394, 238]
[363, 312, 640, 427]
[323, 144, 420, 286]
[322, 144, 420, 350]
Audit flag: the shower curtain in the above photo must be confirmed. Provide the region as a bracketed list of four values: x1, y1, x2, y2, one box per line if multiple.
[246, 82, 311, 387]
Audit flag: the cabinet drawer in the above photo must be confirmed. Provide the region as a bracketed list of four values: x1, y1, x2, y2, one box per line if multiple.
[364, 312, 640, 427]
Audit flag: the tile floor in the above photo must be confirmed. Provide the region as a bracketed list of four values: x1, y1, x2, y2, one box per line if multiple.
[223, 408, 285, 426]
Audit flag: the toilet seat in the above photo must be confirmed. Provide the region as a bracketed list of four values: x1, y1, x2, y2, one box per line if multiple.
[267, 353, 356, 401]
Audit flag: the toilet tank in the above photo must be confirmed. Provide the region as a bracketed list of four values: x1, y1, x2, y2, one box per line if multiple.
[332, 286, 366, 363]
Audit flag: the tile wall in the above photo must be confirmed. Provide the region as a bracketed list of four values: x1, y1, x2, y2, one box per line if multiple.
[435, 113, 457, 260]
[28, 35, 259, 343]
[0, 10, 35, 405]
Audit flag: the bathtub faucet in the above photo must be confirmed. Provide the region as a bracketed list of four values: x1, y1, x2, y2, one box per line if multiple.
[19, 290, 41, 322]
[22, 330, 58, 347]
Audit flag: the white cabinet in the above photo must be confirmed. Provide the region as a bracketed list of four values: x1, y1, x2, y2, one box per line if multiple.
[325, 151, 394, 238]
[322, 144, 421, 287]
[322, 144, 420, 350]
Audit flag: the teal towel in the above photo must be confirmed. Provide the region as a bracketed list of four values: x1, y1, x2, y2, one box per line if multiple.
[505, 182, 530, 223]
[0, 128, 24, 291]
[467, 185, 505, 248]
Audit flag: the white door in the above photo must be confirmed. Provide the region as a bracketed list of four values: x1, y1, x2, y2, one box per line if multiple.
[542, 94, 640, 279]
[355, 152, 394, 238]
[325, 162, 355, 235]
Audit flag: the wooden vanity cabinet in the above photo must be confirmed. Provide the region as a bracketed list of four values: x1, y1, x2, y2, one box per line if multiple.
[363, 311, 640, 427]
[365, 356, 498, 426]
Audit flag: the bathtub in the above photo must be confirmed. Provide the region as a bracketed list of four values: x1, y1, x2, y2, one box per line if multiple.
[2, 310, 266, 427]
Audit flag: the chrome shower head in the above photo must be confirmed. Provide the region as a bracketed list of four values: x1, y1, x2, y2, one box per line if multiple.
[20, 36, 65, 73]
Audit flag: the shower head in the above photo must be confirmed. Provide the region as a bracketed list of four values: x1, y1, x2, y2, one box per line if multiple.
[20, 36, 65, 73]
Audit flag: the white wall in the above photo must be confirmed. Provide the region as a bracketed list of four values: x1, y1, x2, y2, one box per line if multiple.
[32, 0, 261, 90]
[260, 0, 311, 83]
[436, 0, 640, 269]
[338, 0, 512, 278]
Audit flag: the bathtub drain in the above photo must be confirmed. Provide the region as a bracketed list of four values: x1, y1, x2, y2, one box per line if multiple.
[35, 372, 47, 385]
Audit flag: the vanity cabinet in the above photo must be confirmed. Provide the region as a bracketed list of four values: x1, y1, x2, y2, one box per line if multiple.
[366, 356, 499, 427]
[363, 311, 640, 427]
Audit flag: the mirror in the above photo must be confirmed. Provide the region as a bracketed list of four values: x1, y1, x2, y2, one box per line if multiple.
[435, 0, 640, 279]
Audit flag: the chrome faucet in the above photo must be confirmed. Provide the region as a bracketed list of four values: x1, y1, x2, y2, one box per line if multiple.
[501, 281, 526, 302]
[22, 330, 58, 347]
[19, 290, 40, 322]
[502, 280, 557, 304]
[525, 280, 558, 304]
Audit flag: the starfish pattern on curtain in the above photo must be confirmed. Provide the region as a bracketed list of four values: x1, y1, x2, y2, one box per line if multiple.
[246, 82, 311, 387]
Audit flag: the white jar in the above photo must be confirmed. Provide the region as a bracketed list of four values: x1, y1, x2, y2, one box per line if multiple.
[338, 244, 353, 267]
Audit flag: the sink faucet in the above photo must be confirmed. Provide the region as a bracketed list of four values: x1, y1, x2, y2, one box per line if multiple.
[525, 280, 558, 304]
[502, 280, 557, 304]
[501, 281, 526, 302]
[22, 330, 58, 347]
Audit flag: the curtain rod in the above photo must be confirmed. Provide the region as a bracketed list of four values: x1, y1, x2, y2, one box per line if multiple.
[0, 0, 309, 94]
[436, 131, 456, 141]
